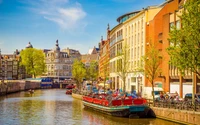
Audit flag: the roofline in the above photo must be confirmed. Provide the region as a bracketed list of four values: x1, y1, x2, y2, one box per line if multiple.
[116, 10, 141, 23]
[110, 23, 123, 35]
[157, 0, 173, 7]
[116, 3, 163, 23]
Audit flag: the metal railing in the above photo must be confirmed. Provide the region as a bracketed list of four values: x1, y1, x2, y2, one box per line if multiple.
[147, 99, 200, 111]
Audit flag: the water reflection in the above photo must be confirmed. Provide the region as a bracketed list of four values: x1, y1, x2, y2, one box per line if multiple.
[0, 89, 183, 125]
[82, 108, 182, 125]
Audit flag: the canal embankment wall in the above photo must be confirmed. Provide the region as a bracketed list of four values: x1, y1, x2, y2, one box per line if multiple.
[0, 80, 41, 95]
[72, 93, 83, 100]
[152, 107, 200, 125]
[72, 94, 200, 124]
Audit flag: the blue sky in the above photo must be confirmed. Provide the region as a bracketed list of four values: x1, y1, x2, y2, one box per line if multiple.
[0, 0, 165, 54]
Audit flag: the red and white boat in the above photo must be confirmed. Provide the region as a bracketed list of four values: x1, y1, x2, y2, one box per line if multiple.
[82, 94, 155, 118]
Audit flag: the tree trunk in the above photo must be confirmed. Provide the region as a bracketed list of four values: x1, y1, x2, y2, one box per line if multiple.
[123, 77, 126, 94]
[151, 81, 155, 106]
[104, 79, 106, 94]
[76, 80, 80, 90]
[90, 80, 93, 93]
[34, 72, 36, 78]
[32, 74, 36, 78]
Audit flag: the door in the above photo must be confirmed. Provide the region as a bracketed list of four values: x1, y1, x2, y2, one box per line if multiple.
[131, 85, 136, 93]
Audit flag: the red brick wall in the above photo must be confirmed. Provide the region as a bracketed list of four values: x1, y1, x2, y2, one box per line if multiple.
[145, 0, 179, 92]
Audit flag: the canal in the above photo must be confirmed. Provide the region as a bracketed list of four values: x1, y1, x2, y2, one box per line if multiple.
[0, 89, 183, 125]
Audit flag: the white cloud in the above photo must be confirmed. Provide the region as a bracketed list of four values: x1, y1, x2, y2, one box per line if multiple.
[19, 0, 87, 31]
[59, 7, 86, 22]
[44, 6, 86, 30]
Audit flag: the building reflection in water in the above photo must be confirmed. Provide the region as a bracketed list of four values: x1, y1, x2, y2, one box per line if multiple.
[0, 89, 183, 125]
[82, 107, 182, 125]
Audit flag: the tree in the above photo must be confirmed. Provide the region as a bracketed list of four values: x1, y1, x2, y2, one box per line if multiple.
[72, 59, 86, 90]
[167, 0, 200, 76]
[20, 48, 46, 78]
[115, 43, 130, 93]
[85, 61, 99, 92]
[140, 44, 162, 104]
[167, 0, 200, 108]
[102, 62, 109, 93]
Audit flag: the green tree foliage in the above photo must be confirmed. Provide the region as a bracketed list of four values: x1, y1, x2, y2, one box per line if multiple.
[20, 48, 46, 78]
[85, 61, 98, 81]
[167, 0, 200, 76]
[72, 59, 86, 90]
[115, 43, 130, 93]
[102, 62, 109, 93]
[140, 44, 162, 103]
[85, 61, 99, 92]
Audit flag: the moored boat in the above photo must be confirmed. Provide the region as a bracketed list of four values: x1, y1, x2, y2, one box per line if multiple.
[82, 94, 155, 118]
[65, 84, 75, 95]
[66, 89, 72, 94]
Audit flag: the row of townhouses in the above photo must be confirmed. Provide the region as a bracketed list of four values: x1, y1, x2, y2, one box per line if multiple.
[0, 40, 99, 83]
[98, 0, 197, 98]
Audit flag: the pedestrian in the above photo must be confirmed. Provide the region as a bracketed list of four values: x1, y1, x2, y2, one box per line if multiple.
[160, 92, 165, 100]
[175, 91, 179, 101]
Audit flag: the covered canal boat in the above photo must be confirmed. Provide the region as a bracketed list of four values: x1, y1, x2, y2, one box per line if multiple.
[82, 94, 155, 118]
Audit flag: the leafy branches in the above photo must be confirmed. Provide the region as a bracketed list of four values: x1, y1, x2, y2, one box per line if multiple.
[72, 59, 86, 89]
[140, 44, 162, 102]
[20, 48, 46, 78]
[115, 43, 130, 93]
[167, 0, 200, 76]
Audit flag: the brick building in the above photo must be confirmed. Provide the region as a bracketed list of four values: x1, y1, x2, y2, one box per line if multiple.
[0, 49, 26, 80]
[98, 25, 110, 88]
[146, 0, 194, 97]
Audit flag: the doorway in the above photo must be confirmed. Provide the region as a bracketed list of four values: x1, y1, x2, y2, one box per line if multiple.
[131, 85, 136, 93]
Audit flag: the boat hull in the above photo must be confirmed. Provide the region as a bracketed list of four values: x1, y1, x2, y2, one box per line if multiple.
[83, 101, 154, 118]
[66, 89, 72, 94]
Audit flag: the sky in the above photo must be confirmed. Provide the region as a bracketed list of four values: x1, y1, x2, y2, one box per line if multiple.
[0, 0, 165, 54]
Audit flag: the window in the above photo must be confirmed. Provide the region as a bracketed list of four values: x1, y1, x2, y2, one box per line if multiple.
[135, 34, 136, 46]
[176, 20, 180, 30]
[138, 22, 140, 31]
[169, 22, 174, 31]
[134, 48, 136, 58]
[141, 19, 143, 29]
[135, 23, 136, 33]
[55, 59, 59, 63]
[132, 25, 133, 33]
[132, 36, 133, 47]
[141, 46, 143, 56]
[131, 77, 136, 82]
[131, 48, 133, 58]
[141, 32, 143, 43]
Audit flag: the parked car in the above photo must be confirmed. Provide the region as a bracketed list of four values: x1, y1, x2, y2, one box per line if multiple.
[184, 93, 200, 102]
[196, 93, 200, 102]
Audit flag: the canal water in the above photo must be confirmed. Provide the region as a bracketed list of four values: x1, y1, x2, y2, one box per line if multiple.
[0, 89, 183, 125]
